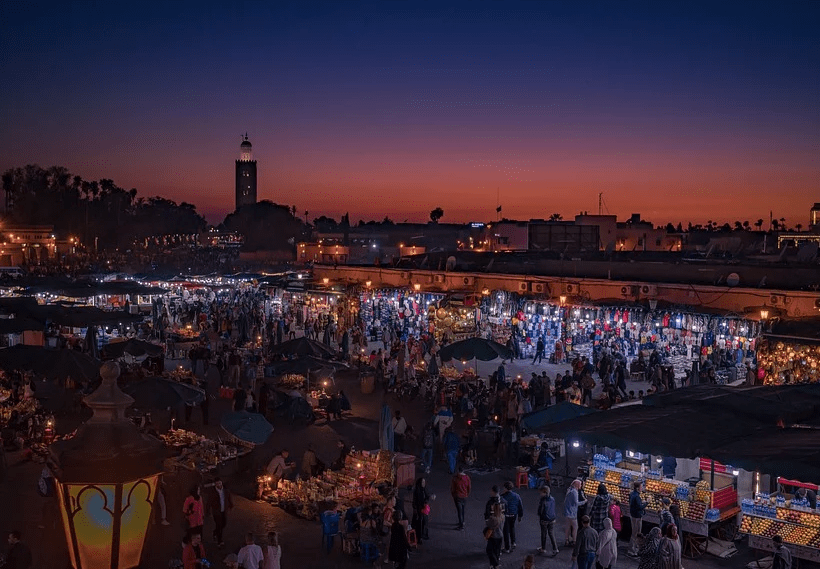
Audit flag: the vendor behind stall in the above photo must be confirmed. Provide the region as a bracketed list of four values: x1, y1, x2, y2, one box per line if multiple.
[266, 450, 295, 488]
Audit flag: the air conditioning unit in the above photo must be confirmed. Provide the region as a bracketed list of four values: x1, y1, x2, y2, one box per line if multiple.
[461, 276, 475, 286]
[434, 274, 446, 284]
[770, 294, 783, 305]
[562, 283, 579, 295]
[640, 284, 658, 296]
[518, 282, 530, 293]
[400, 271, 411, 280]
[532, 282, 547, 294]
[620, 285, 638, 297]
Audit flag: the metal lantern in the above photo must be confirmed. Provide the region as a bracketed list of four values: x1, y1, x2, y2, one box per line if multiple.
[49, 362, 165, 569]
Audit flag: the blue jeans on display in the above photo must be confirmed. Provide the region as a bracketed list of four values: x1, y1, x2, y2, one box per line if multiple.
[422, 448, 433, 471]
[577, 552, 595, 569]
[446, 450, 458, 474]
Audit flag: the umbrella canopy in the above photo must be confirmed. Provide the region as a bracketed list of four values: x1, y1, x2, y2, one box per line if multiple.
[121, 377, 205, 409]
[269, 356, 347, 378]
[220, 411, 274, 445]
[0, 345, 101, 381]
[270, 337, 337, 358]
[101, 338, 164, 359]
[0, 317, 43, 334]
[520, 401, 599, 432]
[438, 337, 513, 362]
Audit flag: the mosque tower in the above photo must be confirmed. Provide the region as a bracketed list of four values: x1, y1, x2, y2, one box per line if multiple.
[235, 133, 257, 210]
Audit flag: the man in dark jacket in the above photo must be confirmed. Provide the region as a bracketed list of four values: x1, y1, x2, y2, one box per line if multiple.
[628, 481, 647, 556]
[206, 477, 233, 548]
[5, 531, 32, 569]
[500, 481, 524, 553]
[572, 515, 598, 569]
[537, 486, 559, 556]
[484, 485, 505, 520]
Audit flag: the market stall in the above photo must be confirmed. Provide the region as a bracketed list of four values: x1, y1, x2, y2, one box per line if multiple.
[358, 289, 444, 342]
[585, 454, 739, 558]
[160, 428, 252, 477]
[261, 449, 402, 520]
[740, 476, 820, 563]
[757, 318, 820, 384]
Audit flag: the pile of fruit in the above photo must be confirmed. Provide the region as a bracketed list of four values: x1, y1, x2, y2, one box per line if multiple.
[777, 508, 820, 528]
[646, 479, 678, 496]
[683, 500, 707, 522]
[695, 480, 712, 505]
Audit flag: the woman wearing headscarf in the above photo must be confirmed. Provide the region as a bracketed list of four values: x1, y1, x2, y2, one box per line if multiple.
[590, 483, 612, 532]
[412, 477, 433, 541]
[657, 525, 683, 569]
[596, 518, 618, 569]
[637, 527, 662, 569]
[388, 510, 410, 569]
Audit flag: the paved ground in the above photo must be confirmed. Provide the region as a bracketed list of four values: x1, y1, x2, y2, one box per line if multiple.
[0, 345, 768, 569]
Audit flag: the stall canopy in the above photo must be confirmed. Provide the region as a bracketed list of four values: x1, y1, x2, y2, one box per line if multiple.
[270, 337, 337, 359]
[101, 338, 164, 359]
[521, 401, 599, 432]
[763, 317, 820, 346]
[545, 385, 820, 479]
[438, 337, 513, 362]
[0, 345, 101, 381]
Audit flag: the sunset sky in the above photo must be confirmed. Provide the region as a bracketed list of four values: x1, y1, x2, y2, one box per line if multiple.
[1, 1, 818, 226]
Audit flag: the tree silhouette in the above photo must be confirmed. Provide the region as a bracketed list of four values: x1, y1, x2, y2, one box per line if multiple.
[755, 219, 764, 231]
[429, 207, 444, 223]
[549, 213, 562, 221]
[796, 223, 803, 232]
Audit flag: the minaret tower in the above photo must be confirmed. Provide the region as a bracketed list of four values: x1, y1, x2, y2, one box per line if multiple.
[235, 133, 257, 210]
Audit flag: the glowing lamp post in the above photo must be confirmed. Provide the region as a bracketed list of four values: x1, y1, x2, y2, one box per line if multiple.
[49, 362, 165, 569]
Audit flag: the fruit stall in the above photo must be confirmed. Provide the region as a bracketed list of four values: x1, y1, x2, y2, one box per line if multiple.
[739, 477, 820, 563]
[587, 454, 740, 558]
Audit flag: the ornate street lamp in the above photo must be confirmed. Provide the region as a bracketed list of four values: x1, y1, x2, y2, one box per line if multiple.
[49, 362, 165, 569]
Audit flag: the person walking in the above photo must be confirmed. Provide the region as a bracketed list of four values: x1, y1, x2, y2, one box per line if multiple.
[443, 427, 461, 474]
[596, 518, 618, 569]
[450, 465, 471, 530]
[412, 477, 433, 541]
[262, 531, 282, 569]
[182, 531, 206, 569]
[536, 486, 559, 556]
[564, 479, 586, 546]
[772, 535, 793, 569]
[532, 337, 545, 365]
[608, 498, 623, 540]
[421, 422, 435, 474]
[237, 532, 264, 569]
[388, 510, 410, 569]
[485, 485, 505, 520]
[500, 480, 524, 553]
[393, 410, 408, 453]
[485, 502, 504, 569]
[4, 531, 32, 569]
[628, 481, 647, 556]
[637, 527, 662, 569]
[589, 483, 611, 532]
[657, 525, 682, 569]
[183, 485, 205, 537]
[206, 477, 233, 548]
[572, 515, 599, 569]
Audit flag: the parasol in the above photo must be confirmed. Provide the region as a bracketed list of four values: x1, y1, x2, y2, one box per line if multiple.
[220, 411, 274, 445]
[121, 377, 205, 409]
[270, 337, 337, 358]
[0, 345, 101, 382]
[379, 403, 394, 452]
[101, 338, 164, 359]
[438, 337, 513, 362]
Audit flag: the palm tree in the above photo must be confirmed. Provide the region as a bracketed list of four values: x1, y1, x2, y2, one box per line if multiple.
[743, 220, 750, 230]
[755, 219, 764, 231]
[549, 213, 562, 221]
[796, 223, 803, 232]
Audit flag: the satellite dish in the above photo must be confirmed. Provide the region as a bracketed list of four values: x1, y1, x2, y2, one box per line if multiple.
[726, 273, 740, 287]
[446, 256, 457, 271]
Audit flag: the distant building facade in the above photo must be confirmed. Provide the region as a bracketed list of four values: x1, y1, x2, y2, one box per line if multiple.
[235, 134, 257, 210]
[0, 225, 56, 266]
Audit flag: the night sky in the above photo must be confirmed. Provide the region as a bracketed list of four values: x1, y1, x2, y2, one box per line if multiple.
[1, 1, 818, 226]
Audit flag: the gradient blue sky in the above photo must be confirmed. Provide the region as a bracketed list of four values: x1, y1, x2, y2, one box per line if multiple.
[1, 1, 818, 225]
